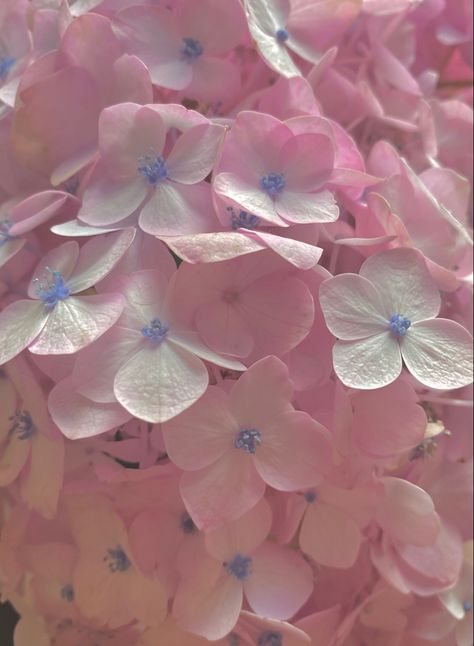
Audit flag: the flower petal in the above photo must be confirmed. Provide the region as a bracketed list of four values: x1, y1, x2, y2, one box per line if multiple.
[0, 301, 48, 365]
[79, 171, 147, 226]
[332, 333, 402, 389]
[166, 123, 225, 184]
[401, 319, 473, 390]
[213, 172, 284, 226]
[276, 189, 339, 224]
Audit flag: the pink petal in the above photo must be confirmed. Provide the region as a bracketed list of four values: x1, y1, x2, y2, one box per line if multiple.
[255, 411, 332, 490]
[114, 341, 208, 423]
[163, 232, 265, 265]
[180, 450, 265, 530]
[0, 300, 48, 365]
[79, 169, 147, 226]
[99, 104, 166, 178]
[352, 379, 426, 458]
[205, 498, 272, 560]
[21, 433, 64, 519]
[299, 501, 362, 568]
[169, 329, 246, 371]
[360, 248, 441, 322]
[244, 542, 313, 619]
[213, 173, 284, 226]
[162, 387, 236, 471]
[184, 57, 241, 103]
[332, 333, 402, 389]
[166, 123, 225, 184]
[0, 434, 30, 486]
[244, 230, 323, 270]
[276, 189, 339, 224]
[319, 274, 389, 340]
[376, 478, 440, 547]
[401, 319, 473, 390]
[48, 377, 131, 440]
[196, 299, 254, 358]
[279, 133, 335, 191]
[172, 555, 243, 640]
[179, 0, 246, 55]
[229, 356, 293, 429]
[28, 241, 80, 298]
[139, 182, 214, 236]
[68, 229, 135, 293]
[29, 294, 124, 355]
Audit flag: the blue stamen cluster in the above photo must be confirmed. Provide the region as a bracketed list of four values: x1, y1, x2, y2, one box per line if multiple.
[304, 490, 317, 503]
[138, 154, 169, 185]
[225, 554, 252, 580]
[103, 546, 131, 573]
[60, 584, 75, 602]
[0, 219, 13, 247]
[389, 313, 411, 337]
[141, 318, 169, 342]
[181, 37, 203, 61]
[9, 410, 36, 440]
[260, 172, 285, 198]
[463, 601, 473, 612]
[234, 428, 261, 454]
[258, 631, 283, 646]
[275, 28, 289, 43]
[227, 207, 260, 230]
[180, 511, 197, 535]
[0, 56, 15, 79]
[36, 269, 71, 309]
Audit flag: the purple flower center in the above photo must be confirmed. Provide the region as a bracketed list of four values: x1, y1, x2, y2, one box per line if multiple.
[141, 318, 169, 342]
[138, 154, 169, 186]
[227, 207, 260, 230]
[260, 172, 285, 198]
[275, 28, 289, 43]
[234, 428, 261, 454]
[0, 56, 15, 79]
[9, 410, 36, 440]
[225, 553, 252, 580]
[36, 269, 71, 309]
[0, 219, 13, 246]
[463, 601, 472, 612]
[181, 37, 203, 61]
[103, 546, 131, 573]
[258, 631, 283, 646]
[389, 314, 411, 337]
[304, 489, 317, 503]
[60, 584, 74, 602]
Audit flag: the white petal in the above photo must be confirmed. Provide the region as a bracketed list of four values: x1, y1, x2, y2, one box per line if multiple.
[0, 300, 48, 365]
[401, 319, 473, 390]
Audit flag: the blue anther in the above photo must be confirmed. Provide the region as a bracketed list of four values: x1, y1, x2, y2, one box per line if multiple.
[35, 269, 71, 309]
[258, 631, 283, 646]
[138, 154, 169, 186]
[60, 584, 74, 602]
[463, 601, 472, 612]
[0, 219, 13, 246]
[227, 207, 260, 230]
[234, 428, 261, 454]
[181, 37, 203, 61]
[260, 172, 285, 198]
[180, 512, 197, 535]
[103, 546, 131, 572]
[304, 490, 317, 503]
[225, 554, 252, 581]
[141, 318, 169, 342]
[9, 410, 36, 440]
[389, 314, 411, 337]
[0, 56, 15, 79]
[275, 28, 289, 43]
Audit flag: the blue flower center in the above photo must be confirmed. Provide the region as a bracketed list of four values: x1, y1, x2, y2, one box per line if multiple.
[258, 631, 283, 646]
[180, 511, 197, 535]
[103, 546, 131, 573]
[225, 553, 252, 580]
[234, 428, 261, 454]
[227, 207, 260, 230]
[0, 56, 15, 79]
[0, 219, 13, 246]
[181, 37, 203, 61]
[463, 601, 472, 612]
[60, 584, 74, 602]
[9, 410, 36, 440]
[389, 314, 411, 337]
[141, 318, 169, 342]
[35, 269, 71, 309]
[260, 172, 285, 198]
[304, 489, 317, 503]
[275, 28, 289, 43]
[138, 154, 169, 186]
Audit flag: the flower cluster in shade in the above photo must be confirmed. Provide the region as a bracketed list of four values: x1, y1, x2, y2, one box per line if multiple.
[0, 1, 472, 646]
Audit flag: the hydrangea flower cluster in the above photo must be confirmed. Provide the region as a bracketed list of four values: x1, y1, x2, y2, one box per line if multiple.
[0, 1, 472, 645]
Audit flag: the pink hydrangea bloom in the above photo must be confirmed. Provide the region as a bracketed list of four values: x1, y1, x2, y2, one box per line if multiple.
[320, 247, 473, 389]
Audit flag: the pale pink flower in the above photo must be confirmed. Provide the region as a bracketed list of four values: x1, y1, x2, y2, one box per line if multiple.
[173, 499, 313, 640]
[0, 229, 134, 365]
[162, 356, 332, 529]
[78, 102, 224, 236]
[320, 247, 474, 389]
